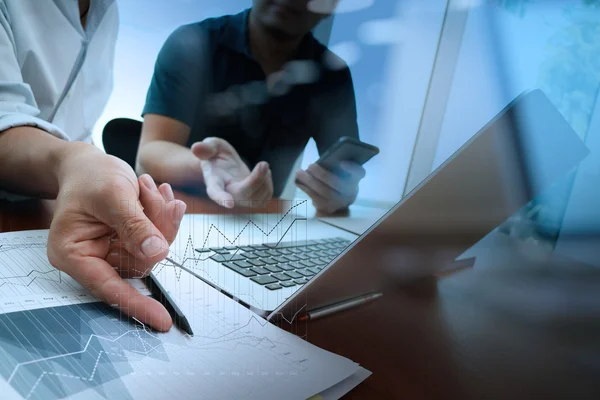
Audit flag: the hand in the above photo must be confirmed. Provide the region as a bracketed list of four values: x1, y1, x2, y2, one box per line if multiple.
[295, 161, 365, 214]
[47, 144, 186, 332]
[192, 137, 273, 208]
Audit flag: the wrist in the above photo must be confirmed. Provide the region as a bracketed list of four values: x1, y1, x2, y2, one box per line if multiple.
[53, 141, 102, 188]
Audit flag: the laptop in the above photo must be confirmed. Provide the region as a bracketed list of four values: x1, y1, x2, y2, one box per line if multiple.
[170, 89, 588, 321]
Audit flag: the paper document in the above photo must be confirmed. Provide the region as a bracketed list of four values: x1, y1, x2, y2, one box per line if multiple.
[0, 230, 365, 400]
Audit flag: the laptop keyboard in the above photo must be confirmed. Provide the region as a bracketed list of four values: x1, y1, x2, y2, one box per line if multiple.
[195, 238, 352, 291]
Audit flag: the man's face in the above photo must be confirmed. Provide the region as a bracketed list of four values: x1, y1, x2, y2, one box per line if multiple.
[252, 0, 338, 38]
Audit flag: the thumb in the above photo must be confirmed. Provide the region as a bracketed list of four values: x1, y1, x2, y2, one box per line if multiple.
[240, 161, 269, 189]
[112, 201, 169, 263]
[191, 141, 217, 160]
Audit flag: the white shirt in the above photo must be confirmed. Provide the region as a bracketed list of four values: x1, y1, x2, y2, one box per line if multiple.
[0, 0, 118, 142]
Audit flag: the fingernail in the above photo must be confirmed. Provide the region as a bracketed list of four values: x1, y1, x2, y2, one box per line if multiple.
[163, 184, 175, 201]
[141, 236, 166, 258]
[141, 174, 157, 191]
[261, 162, 269, 173]
[173, 200, 187, 223]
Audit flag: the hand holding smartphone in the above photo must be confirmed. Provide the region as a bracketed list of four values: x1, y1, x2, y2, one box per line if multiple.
[316, 137, 379, 174]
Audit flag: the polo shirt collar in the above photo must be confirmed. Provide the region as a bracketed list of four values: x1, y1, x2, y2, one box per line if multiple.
[220, 8, 317, 61]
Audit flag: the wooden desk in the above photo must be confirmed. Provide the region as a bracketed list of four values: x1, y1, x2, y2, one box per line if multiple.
[1, 194, 599, 399]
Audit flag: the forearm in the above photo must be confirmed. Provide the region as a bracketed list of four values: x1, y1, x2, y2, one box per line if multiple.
[136, 140, 204, 188]
[0, 127, 85, 198]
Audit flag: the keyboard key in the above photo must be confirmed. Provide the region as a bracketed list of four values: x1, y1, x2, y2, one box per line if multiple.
[249, 245, 268, 250]
[272, 256, 288, 263]
[287, 248, 303, 254]
[265, 284, 282, 291]
[307, 267, 321, 275]
[250, 267, 270, 275]
[277, 263, 294, 271]
[314, 244, 328, 251]
[251, 275, 278, 285]
[295, 253, 311, 261]
[263, 240, 314, 248]
[261, 258, 278, 265]
[284, 271, 303, 279]
[311, 258, 327, 265]
[294, 279, 309, 285]
[264, 265, 282, 273]
[254, 251, 270, 258]
[241, 252, 258, 259]
[210, 248, 230, 254]
[222, 262, 256, 277]
[280, 281, 296, 288]
[210, 254, 229, 263]
[278, 249, 293, 255]
[325, 249, 340, 257]
[299, 260, 316, 268]
[266, 249, 282, 256]
[283, 254, 300, 262]
[240, 246, 254, 252]
[248, 259, 266, 266]
[224, 246, 238, 250]
[195, 248, 211, 253]
[233, 260, 253, 268]
[225, 254, 245, 262]
[297, 269, 315, 277]
[271, 273, 290, 281]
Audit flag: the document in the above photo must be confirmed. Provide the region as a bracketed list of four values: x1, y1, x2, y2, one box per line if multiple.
[0, 230, 368, 400]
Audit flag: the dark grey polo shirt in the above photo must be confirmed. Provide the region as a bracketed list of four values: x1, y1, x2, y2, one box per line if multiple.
[143, 9, 359, 196]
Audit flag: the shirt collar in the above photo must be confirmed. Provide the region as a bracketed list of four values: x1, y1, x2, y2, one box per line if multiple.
[53, 0, 115, 39]
[220, 8, 318, 61]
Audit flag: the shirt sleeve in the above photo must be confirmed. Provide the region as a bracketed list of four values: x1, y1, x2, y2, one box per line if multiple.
[0, 1, 68, 139]
[311, 66, 360, 155]
[142, 24, 211, 127]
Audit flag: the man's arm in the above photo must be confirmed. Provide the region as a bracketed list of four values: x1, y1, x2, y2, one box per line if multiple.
[296, 65, 365, 214]
[311, 66, 360, 153]
[0, 127, 75, 198]
[137, 114, 204, 188]
[136, 25, 210, 188]
[0, 2, 72, 197]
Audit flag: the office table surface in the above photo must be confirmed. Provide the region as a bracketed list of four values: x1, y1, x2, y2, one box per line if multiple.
[1, 193, 599, 400]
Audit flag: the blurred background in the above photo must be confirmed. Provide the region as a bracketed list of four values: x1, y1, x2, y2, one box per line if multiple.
[93, 0, 600, 260]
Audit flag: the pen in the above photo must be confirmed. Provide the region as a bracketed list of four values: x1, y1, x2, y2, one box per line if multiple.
[144, 272, 194, 336]
[298, 293, 383, 322]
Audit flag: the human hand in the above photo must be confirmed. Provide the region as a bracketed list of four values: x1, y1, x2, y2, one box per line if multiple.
[295, 161, 365, 214]
[47, 144, 186, 332]
[192, 137, 273, 208]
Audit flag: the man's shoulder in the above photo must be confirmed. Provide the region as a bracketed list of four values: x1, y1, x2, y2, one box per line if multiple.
[308, 37, 353, 83]
[167, 13, 242, 52]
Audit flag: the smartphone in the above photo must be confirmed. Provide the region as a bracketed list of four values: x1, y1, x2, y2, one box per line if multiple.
[316, 137, 380, 173]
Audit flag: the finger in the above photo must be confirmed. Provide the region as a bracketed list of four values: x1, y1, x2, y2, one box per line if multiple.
[47, 232, 173, 331]
[296, 181, 340, 214]
[339, 161, 366, 180]
[306, 163, 354, 195]
[158, 182, 175, 202]
[192, 137, 236, 160]
[78, 255, 172, 331]
[191, 141, 217, 160]
[103, 186, 169, 265]
[252, 173, 274, 208]
[295, 169, 339, 200]
[205, 175, 235, 208]
[140, 176, 186, 243]
[235, 162, 269, 197]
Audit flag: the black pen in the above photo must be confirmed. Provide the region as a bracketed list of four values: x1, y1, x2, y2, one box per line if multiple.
[144, 272, 194, 336]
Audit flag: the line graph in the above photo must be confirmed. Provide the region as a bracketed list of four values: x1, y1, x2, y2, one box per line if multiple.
[0, 234, 150, 314]
[0, 218, 361, 400]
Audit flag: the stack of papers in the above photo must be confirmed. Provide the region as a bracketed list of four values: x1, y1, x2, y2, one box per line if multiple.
[0, 230, 369, 399]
